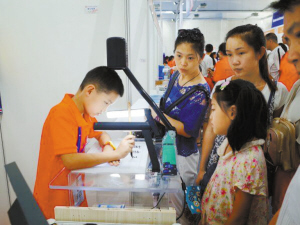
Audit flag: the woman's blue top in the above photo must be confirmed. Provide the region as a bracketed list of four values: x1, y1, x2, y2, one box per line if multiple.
[164, 74, 210, 157]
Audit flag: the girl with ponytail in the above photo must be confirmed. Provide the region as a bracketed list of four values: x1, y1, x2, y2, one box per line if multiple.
[200, 79, 269, 224]
[197, 24, 289, 198]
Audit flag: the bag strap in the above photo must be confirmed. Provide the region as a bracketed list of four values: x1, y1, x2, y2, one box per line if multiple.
[278, 48, 281, 65]
[282, 81, 300, 119]
[165, 85, 210, 114]
[267, 81, 276, 110]
[160, 71, 180, 111]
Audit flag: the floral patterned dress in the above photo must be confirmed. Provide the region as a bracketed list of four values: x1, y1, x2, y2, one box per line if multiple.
[200, 138, 268, 225]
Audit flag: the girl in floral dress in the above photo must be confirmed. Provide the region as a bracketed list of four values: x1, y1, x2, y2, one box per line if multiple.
[197, 25, 288, 197]
[200, 79, 269, 225]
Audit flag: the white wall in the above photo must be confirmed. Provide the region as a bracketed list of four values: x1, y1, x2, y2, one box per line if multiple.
[128, 0, 150, 103]
[0, 0, 163, 223]
[0, 117, 10, 225]
[128, 0, 163, 99]
[0, 1, 276, 224]
[162, 17, 274, 56]
[149, 20, 164, 89]
[0, 0, 129, 223]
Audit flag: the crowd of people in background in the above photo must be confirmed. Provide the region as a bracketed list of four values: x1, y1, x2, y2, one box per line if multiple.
[33, 0, 300, 224]
[158, 0, 300, 224]
[164, 29, 294, 94]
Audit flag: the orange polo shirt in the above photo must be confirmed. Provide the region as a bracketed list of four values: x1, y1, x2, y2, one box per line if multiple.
[168, 60, 176, 74]
[213, 57, 235, 83]
[33, 94, 102, 219]
[278, 52, 299, 91]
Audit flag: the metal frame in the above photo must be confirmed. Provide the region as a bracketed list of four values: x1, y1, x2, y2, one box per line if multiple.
[94, 109, 161, 172]
[98, 37, 177, 172]
[5, 162, 48, 225]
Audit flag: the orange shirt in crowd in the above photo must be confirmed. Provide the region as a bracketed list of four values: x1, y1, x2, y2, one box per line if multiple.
[204, 77, 214, 92]
[168, 60, 176, 75]
[278, 52, 299, 91]
[213, 57, 235, 83]
[33, 94, 102, 219]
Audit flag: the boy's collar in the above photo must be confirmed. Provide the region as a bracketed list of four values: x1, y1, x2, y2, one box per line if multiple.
[62, 94, 90, 127]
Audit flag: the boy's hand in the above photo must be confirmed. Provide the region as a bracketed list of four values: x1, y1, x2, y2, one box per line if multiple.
[103, 145, 120, 166]
[109, 160, 120, 166]
[116, 135, 135, 158]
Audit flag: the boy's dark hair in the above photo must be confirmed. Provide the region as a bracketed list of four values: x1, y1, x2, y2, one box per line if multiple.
[205, 44, 213, 53]
[270, 0, 300, 13]
[265, 33, 278, 43]
[174, 28, 205, 58]
[164, 56, 169, 63]
[163, 57, 169, 64]
[214, 79, 268, 152]
[79, 66, 124, 97]
[226, 24, 277, 93]
[218, 43, 227, 56]
[169, 55, 174, 61]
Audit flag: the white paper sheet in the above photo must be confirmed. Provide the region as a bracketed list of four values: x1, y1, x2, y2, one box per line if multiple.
[74, 140, 149, 174]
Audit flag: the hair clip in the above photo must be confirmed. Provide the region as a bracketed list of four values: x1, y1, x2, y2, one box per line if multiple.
[220, 80, 230, 91]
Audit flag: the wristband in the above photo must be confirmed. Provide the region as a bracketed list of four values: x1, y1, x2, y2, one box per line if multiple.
[103, 141, 116, 150]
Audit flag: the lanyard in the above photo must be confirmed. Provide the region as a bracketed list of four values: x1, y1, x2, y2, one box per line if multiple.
[77, 127, 85, 153]
[49, 126, 85, 187]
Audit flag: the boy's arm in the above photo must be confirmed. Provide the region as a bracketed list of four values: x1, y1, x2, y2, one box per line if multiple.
[95, 131, 111, 147]
[61, 134, 135, 170]
[61, 151, 121, 170]
[224, 188, 253, 225]
[95, 131, 119, 166]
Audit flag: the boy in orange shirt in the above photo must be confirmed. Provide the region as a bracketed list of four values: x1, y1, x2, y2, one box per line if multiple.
[208, 43, 235, 83]
[278, 52, 299, 91]
[34, 66, 135, 219]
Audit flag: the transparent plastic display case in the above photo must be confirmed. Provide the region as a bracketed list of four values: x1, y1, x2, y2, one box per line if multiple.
[49, 140, 182, 209]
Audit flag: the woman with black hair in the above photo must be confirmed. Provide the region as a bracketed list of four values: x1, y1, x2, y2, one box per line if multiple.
[151, 28, 210, 224]
[210, 52, 217, 65]
[197, 24, 289, 200]
[201, 79, 269, 224]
